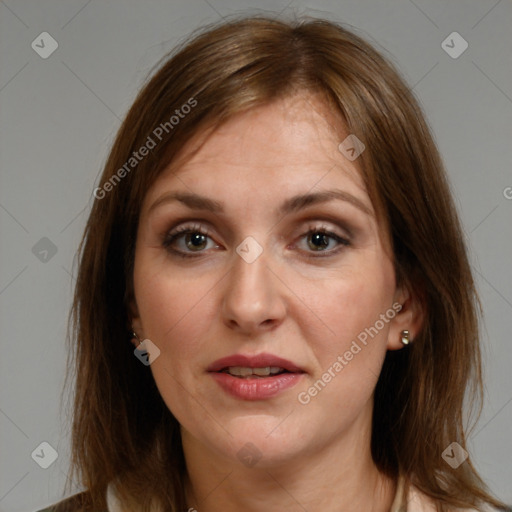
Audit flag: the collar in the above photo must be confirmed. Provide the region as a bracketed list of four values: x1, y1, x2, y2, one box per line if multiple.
[105, 475, 456, 512]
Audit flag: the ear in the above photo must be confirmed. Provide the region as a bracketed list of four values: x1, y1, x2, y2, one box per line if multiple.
[387, 281, 425, 351]
[128, 296, 144, 348]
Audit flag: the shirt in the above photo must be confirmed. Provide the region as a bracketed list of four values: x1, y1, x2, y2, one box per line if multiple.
[37, 475, 506, 511]
[105, 475, 490, 512]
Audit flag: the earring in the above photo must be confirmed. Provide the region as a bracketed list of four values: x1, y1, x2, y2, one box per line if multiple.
[130, 329, 142, 345]
[401, 330, 411, 345]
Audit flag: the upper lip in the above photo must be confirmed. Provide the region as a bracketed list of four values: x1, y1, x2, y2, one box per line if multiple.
[207, 353, 305, 373]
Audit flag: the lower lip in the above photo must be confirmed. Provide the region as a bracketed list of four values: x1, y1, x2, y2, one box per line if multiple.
[210, 372, 304, 400]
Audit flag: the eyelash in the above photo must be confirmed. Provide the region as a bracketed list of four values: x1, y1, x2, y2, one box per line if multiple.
[162, 223, 351, 259]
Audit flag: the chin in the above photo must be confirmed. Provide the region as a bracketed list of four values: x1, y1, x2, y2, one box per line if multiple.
[220, 418, 312, 468]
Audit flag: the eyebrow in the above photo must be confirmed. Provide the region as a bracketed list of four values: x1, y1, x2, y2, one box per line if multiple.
[279, 189, 372, 216]
[148, 189, 372, 217]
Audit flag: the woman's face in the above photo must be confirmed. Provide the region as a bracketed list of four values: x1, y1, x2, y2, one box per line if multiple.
[131, 92, 409, 467]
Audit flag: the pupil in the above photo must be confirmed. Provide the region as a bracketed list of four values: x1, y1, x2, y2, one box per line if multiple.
[309, 233, 329, 250]
[186, 233, 206, 250]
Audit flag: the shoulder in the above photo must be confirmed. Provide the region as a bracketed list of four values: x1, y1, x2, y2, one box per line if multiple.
[408, 485, 512, 512]
[35, 491, 106, 512]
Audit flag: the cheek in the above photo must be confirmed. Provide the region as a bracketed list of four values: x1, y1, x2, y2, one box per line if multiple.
[293, 260, 395, 400]
[329, 279, 391, 342]
[296, 260, 394, 349]
[133, 254, 220, 358]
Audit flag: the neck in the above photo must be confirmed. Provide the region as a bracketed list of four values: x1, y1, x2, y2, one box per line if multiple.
[182, 409, 396, 512]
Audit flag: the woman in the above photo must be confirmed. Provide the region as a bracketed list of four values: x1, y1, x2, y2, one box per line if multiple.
[40, 15, 510, 512]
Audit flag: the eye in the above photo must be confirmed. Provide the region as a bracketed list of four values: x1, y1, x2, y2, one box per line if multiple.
[295, 225, 350, 256]
[163, 224, 219, 257]
[163, 223, 351, 259]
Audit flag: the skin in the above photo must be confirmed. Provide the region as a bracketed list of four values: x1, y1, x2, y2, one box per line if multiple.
[130, 92, 422, 512]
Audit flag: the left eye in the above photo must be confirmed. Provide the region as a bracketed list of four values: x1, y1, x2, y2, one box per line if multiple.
[297, 229, 349, 253]
[180, 232, 212, 251]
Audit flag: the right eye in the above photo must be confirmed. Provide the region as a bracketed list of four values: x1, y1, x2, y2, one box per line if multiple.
[163, 224, 220, 258]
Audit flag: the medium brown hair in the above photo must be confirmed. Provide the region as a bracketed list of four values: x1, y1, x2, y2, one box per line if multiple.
[59, 15, 508, 512]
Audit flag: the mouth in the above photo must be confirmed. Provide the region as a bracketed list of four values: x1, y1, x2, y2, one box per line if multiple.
[207, 353, 305, 400]
[207, 352, 305, 376]
[219, 366, 292, 378]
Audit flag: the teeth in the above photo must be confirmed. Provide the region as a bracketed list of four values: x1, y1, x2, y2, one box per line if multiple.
[253, 367, 271, 376]
[226, 366, 284, 377]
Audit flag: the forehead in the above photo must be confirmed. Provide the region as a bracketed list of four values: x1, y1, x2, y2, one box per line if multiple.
[142, 92, 369, 211]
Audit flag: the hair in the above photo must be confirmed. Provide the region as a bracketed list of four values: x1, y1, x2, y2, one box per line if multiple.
[57, 14, 509, 512]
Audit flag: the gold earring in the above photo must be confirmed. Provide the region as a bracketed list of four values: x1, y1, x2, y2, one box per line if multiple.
[401, 330, 410, 345]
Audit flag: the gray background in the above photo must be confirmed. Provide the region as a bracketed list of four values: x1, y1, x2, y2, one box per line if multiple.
[0, 0, 511, 510]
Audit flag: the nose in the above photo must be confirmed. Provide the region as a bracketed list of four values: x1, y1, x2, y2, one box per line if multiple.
[221, 245, 287, 335]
